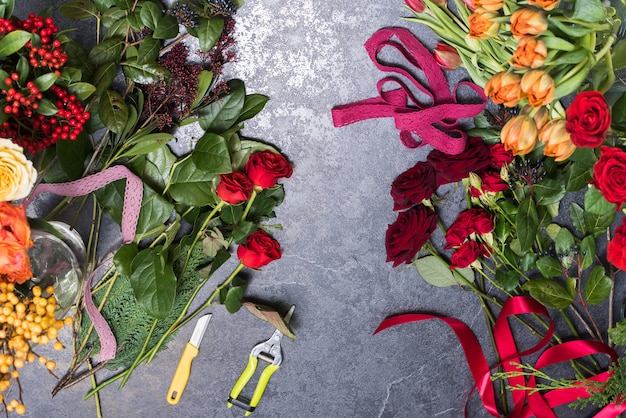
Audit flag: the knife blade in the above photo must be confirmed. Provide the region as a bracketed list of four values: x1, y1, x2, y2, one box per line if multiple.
[166, 313, 212, 404]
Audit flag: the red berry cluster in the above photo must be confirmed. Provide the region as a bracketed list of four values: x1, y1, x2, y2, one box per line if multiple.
[29, 40, 67, 69]
[0, 18, 15, 33]
[16, 14, 59, 45]
[2, 73, 42, 118]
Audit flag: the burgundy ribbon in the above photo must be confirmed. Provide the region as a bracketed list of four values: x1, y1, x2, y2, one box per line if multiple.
[374, 296, 626, 417]
[25, 165, 143, 362]
[332, 27, 487, 155]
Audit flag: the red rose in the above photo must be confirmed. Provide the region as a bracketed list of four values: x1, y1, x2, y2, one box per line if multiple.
[245, 151, 293, 189]
[565, 91, 611, 148]
[385, 205, 438, 267]
[481, 169, 508, 193]
[390, 162, 437, 210]
[237, 230, 282, 269]
[608, 217, 626, 271]
[216, 172, 254, 205]
[427, 137, 491, 186]
[488, 143, 514, 168]
[445, 208, 494, 249]
[450, 241, 491, 269]
[444, 222, 467, 249]
[592, 146, 626, 209]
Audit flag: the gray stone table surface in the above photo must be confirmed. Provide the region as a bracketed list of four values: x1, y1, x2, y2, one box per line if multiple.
[9, 1, 607, 418]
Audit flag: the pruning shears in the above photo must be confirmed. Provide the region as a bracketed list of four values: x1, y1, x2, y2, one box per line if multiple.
[227, 305, 295, 416]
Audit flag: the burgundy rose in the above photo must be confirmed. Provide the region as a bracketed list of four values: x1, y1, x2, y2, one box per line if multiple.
[445, 208, 494, 249]
[608, 217, 626, 271]
[565, 91, 611, 148]
[390, 162, 437, 210]
[450, 241, 491, 269]
[385, 204, 438, 267]
[427, 136, 491, 186]
[481, 169, 508, 193]
[216, 172, 254, 204]
[488, 143, 514, 168]
[591, 146, 626, 209]
[237, 229, 282, 269]
[245, 150, 293, 189]
[445, 222, 467, 249]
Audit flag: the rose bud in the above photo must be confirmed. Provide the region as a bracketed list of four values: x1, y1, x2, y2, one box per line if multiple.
[529, 0, 561, 11]
[538, 119, 576, 162]
[484, 71, 523, 107]
[565, 91, 611, 148]
[510, 36, 547, 69]
[510, 8, 548, 39]
[433, 43, 461, 70]
[245, 150, 293, 189]
[404, 0, 426, 12]
[216, 172, 254, 205]
[474, 0, 504, 11]
[501, 114, 538, 156]
[520, 69, 555, 108]
[237, 229, 282, 269]
[468, 10, 501, 39]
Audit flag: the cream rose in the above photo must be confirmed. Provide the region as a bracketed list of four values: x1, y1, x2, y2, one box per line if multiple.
[0, 138, 37, 201]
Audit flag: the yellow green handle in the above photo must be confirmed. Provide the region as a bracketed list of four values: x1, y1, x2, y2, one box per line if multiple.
[166, 343, 199, 405]
[245, 364, 280, 416]
[228, 354, 258, 407]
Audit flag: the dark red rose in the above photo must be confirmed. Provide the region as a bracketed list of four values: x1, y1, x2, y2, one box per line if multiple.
[237, 229, 282, 269]
[390, 162, 437, 210]
[216, 172, 254, 204]
[444, 222, 467, 249]
[565, 91, 611, 148]
[592, 146, 626, 209]
[245, 150, 293, 189]
[450, 241, 490, 269]
[427, 137, 491, 186]
[488, 143, 514, 168]
[385, 204, 438, 267]
[445, 208, 494, 249]
[481, 169, 508, 193]
[608, 217, 626, 271]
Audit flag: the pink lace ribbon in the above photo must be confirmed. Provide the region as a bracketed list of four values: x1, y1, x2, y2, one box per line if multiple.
[25, 165, 143, 362]
[374, 296, 626, 417]
[332, 27, 487, 155]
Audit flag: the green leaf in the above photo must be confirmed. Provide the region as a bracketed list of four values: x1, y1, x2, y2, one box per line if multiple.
[136, 36, 160, 64]
[585, 186, 616, 215]
[523, 278, 574, 309]
[197, 16, 224, 52]
[56, 131, 90, 180]
[496, 270, 520, 291]
[220, 205, 243, 224]
[519, 253, 538, 272]
[99, 89, 129, 134]
[101, 6, 126, 27]
[536, 256, 563, 278]
[113, 0, 133, 9]
[91, 62, 117, 96]
[566, 160, 594, 192]
[192, 133, 232, 173]
[248, 186, 285, 219]
[517, 197, 539, 251]
[152, 14, 178, 39]
[60, 0, 99, 20]
[609, 319, 626, 346]
[583, 210, 616, 236]
[139, 1, 162, 30]
[242, 302, 296, 340]
[129, 247, 176, 319]
[534, 178, 566, 206]
[236, 94, 269, 123]
[114, 243, 138, 276]
[33, 72, 58, 92]
[584, 266, 612, 305]
[122, 58, 169, 84]
[35, 98, 58, 116]
[67, 81, 96, 101]
[580, 235, 596, 270]
[129, 146, 177, 191]
[570, 202, 588, 235]
[233, 222, 257, 244]
[555, 227, 575, 269]
[168, 157, 219, 207]
[198, 80, 245, 132]
[225, 285, 247, 313]
[570, 0, 606, 23]
[119, 133, 173, 158]
[191, 70, 213, 109]
[0, 30, 31, 58]
[415, 256, 457, 287]
[88, 38, 124, 65]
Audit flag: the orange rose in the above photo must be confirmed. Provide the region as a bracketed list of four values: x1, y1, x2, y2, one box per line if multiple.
[539, 119, 575, 162]
[484, 72, 523, 107]
[510, 36, 547, 69]
[521, 69, 555, 107]
[528, 0, 560, 11]
[468, 10, 501, 39]
[0, 247, 31, 284]
[474, 0, 504, 11]
[510, 8, 548, 39]
[501, 114, 538, 155]
[0, 202, 32, 284]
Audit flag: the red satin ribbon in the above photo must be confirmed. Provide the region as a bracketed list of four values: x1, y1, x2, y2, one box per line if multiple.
[374, 296, 626, 417]
[332, 27, 487, 155]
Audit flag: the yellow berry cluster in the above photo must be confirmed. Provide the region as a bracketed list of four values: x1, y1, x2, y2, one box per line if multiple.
[0, 283, 71, 415]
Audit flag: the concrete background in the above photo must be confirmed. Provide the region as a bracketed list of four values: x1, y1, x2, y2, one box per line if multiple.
[11, 1, 610, 417]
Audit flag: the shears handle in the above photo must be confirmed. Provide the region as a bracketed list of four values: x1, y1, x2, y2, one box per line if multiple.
[247, 363, 279, 415]
[227, 354, 280, 416]
[229, 354, 258, 403]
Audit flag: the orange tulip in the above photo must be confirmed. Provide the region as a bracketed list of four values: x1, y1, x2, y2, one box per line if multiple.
[528, 0, 560, 11]
[510, 8, 548, 39]
[484, 72, 523, 107]
[539, 119, 576, 162]
[510, 36, 547, 69]
[501, 114, 538, 156]
[474, 0, 504, 11]
[468, 10, 501, 39]
[520, 69, 555, 107]
[433, 43, 461, 70]
[533, 106, 549, 131]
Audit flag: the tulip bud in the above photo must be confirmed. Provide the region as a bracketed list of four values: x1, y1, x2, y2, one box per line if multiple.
[433, 43, 461, 70]
[461, 0, 476, 10]
[405, 0, 426, 12]
[528, 0, 561, 11]
[521, 69, 555, 107]
[474, 0, 504, 11]
[532, 106, 549, 131]
[510, 36, 547, 69]
[510, 8, 548, 39]
[539, 119, 576, 162]
[501, 114, 538, 156]
[468, 10, 501, 39]
[484, 71, 523, 107]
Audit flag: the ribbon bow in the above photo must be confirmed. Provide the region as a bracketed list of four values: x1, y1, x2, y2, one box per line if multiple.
[332, 27, 487, 155]
[374, 296, 626, 417]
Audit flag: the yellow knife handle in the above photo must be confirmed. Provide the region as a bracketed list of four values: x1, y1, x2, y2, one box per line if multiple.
[245, 364, 280, 416]
[228, 354, 258, 407]
[167, 342, 199, 405]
